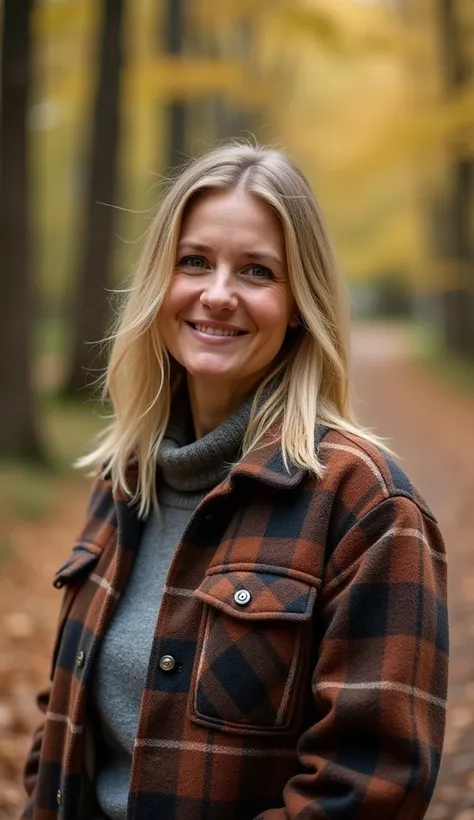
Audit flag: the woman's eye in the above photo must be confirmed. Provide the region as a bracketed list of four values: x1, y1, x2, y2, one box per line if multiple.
[178, 255, 207, 269]
[246, 264, 273, 280]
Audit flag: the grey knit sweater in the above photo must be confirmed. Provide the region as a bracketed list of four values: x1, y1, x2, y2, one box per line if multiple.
[92, 389, 252, 819]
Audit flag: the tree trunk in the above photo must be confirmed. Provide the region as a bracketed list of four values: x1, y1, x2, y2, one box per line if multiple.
[213, 19, 253, 141]
[64, 0, 125, 396]
[0, 0, 43, 460]
[435, 0, 474, 357]
[165, 0, 187, 169]
[434, 160, 474, 356]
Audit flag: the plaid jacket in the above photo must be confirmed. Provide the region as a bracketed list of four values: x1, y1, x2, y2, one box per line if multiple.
[22, 427, 448, 820]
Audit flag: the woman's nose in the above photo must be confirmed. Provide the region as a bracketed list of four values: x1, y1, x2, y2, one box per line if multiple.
[199, 270, 238, 312]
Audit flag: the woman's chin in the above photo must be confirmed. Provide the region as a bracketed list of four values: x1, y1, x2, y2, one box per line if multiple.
[182, 357, 243, 383]
[186, 367, 238, 383]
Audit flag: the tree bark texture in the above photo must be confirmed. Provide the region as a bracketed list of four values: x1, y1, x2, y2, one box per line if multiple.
[435, 0, 474, 357]
[64, 0, 125, 395]
[165, 0, 187, 169]
[0, 0, 43, 460]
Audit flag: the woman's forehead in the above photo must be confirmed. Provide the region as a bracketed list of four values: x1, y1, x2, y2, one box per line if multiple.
[179, 188, 285, 248]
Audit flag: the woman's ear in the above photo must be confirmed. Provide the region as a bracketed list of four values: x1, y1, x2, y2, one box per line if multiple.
[288, 311, 300, 329]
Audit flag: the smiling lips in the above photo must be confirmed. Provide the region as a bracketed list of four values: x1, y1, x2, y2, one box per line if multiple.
[186, 321, 247, 338]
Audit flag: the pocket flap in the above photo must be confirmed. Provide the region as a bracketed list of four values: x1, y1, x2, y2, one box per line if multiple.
[53, 542, 102, 589]
[195, 568, 318, 622]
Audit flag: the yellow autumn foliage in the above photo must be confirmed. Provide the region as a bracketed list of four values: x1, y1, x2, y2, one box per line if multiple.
[30, 0, 474, 292]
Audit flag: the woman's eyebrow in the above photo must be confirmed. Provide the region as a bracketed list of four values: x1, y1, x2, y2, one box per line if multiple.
[177, 241, 212, 253]
[242, 251, 284, 267]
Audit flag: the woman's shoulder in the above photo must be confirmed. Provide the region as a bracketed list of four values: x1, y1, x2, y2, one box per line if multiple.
[76, 470, 118, 548]
[316, 426, 437, 523]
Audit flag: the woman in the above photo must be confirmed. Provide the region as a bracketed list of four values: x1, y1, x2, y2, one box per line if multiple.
[22, 143, 448, 820]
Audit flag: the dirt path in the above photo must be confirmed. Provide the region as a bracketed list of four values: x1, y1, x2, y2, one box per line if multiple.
[0, 322, 473, 817]
[352, 324, 474, 820]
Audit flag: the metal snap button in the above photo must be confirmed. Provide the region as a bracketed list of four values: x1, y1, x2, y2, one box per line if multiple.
[76, 650, 85, 669]
[56, 788, 62, 806]
[159, 654, 176, 672]
[234, 589, 251, 606]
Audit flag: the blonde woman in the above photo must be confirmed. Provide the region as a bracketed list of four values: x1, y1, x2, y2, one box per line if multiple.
[22, 144, 448, 820]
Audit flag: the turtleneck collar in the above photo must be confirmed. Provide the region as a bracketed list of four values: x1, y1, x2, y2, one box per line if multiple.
[156, 383, 255, 509]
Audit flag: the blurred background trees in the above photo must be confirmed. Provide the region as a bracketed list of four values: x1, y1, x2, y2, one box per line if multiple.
[0, 0, 43, 460]
[432, 0, 474, 356]
[64, 0, 125, 394]
[0, 0, 473, 461]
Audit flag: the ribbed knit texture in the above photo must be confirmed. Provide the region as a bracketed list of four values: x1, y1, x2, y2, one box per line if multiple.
[156, 384, 255, 508]
[92, 386, 252, 819]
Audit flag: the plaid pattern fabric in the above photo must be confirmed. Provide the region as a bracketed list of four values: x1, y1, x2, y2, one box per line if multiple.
[193, 570, 316, 732]
[22, 428, 448, 820]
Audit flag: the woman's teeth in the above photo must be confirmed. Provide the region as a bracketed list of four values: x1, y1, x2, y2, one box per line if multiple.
[193, 324, 241, 337]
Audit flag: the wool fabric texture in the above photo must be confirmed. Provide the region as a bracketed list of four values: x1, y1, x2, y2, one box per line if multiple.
[22, 421, 449, 820]
[93, 387, 252, 817]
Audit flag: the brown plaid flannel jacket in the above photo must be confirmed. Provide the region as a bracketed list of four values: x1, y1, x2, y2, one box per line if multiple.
[22, 427, 448, 820]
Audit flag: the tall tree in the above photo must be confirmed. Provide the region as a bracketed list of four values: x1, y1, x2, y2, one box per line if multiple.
[0, 0, 43, 460]
[434, 0, 474, 356]
[165, 0, 187, 168]
[64, 0, 125, 395]
[212, 18, 253, 141]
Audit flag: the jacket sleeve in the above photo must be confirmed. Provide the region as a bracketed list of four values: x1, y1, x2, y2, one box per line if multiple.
[254, 495, 449, 820]
[21, 685, 51, 817]
[20, 471, 115, 816]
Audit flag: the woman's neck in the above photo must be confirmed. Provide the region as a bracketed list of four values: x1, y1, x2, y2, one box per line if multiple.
[187, 375, 255, 438]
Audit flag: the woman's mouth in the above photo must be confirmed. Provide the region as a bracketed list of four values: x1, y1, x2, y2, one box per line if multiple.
[186, 322, 247, 338]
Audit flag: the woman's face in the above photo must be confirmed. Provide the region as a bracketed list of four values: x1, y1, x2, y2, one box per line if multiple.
[159, 188, 297, 398]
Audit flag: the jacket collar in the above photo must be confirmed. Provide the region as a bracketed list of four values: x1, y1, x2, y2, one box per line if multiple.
[229, 423, 329, 491]
[112, 423, 329, 503]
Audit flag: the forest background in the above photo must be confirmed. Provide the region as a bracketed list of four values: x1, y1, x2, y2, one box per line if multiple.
[1, 0, 474, 813]
[2, 0, 474, 473]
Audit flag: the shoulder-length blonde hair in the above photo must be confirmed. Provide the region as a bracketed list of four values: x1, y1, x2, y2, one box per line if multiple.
[80, 142, 385, 516]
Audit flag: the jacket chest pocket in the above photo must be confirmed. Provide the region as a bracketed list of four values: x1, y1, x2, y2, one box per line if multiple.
[190, 567, 318, 735]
